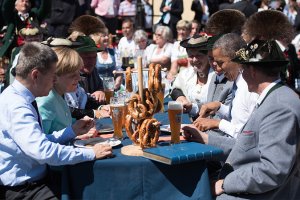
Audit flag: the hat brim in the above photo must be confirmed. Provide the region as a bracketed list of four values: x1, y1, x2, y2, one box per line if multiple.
[235, 60, 289, 66]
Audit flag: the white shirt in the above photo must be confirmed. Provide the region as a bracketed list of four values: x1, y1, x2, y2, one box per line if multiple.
[171, 40, 188, 63]
[118, 36, 136, 57]
[172, 66, 214, 116]
[217, 73, 259, 138]
[144, 43, 173, 65]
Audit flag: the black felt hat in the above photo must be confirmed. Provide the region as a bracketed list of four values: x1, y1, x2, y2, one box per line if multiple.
[233, 39, 289, 67]
[180, 34, 211, 53]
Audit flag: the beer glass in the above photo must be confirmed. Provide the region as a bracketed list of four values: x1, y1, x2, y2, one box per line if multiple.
[168, 101, 183, 144]
[103, 77, 115, 104]
[110, 97, 126, 139]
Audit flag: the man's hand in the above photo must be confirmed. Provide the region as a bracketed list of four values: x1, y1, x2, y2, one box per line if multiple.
[72, 116, 95, 136]
[211, 179, 224, 196]
[176, 96, 192, 113]
[182, 124, 208, 144]
[91, 91, 106, 103]
[199, 101, 221, 118]
[76, 127, 98, 139]
[93, 143, 113, 159]
[193, 118, 220, 131]
[95, 105, 111, 119]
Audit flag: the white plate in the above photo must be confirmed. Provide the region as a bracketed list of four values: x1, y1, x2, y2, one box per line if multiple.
[160, 124, 188, 133]
[95, 123, 114, 133]
[74, 137, 121, 148]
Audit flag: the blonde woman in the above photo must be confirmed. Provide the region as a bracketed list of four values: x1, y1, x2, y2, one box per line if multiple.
[37, 47, 109, 135]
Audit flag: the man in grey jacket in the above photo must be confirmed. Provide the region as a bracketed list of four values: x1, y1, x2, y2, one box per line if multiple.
[183, 39, 300, 199]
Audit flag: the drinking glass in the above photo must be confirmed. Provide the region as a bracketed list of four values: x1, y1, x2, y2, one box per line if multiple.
[168, 101, 183, 144]
[110, 96, 126, 139]
[103, 77, 115, 104]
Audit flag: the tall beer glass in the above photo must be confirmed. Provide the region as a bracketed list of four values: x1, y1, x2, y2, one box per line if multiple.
[103, 77, 115, 104]
[110, 97, 125, 139]
[168, 101, 183, 144]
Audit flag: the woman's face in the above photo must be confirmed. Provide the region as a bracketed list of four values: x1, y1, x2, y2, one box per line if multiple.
[187, 49, 209, 72]
[177, 27, 190, 40]
[155, 31, 166, 47]
[55, 70, 81, 93]
[137, 38, 147, 50]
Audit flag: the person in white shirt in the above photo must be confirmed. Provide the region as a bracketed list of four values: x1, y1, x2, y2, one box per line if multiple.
[170, 20, 192, 75]
[171, 35, 214, 117]
[118, 19, 136, 60]
[193, 33, 259, 138]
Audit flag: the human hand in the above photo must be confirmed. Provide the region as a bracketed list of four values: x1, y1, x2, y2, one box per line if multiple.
[193, 118, 220, 131]
[163, 6, 171, 12]
[95, 105, 111, 119]
[76, 127, 98, 139]
[72, 116, 95, 136]
[176, 96, 191, 113]
[211, 179, 224, 196]
[93, 143, 113, 159]
[199, 101, 221, 118]
[91, 91, 106, 103]
[182, 124, 208, 144]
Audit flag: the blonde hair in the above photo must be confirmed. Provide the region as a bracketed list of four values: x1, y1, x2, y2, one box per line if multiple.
[52, 47, 83, 76]
[176, 20, 192, 31]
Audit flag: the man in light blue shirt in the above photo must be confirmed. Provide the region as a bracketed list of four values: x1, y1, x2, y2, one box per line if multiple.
[0, 42, 113, 199]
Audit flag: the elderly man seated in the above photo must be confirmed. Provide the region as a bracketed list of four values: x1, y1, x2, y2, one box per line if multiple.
[0, 42, 113, 199]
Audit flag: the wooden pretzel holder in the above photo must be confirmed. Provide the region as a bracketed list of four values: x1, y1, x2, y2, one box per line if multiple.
[121, 60, 162, 156]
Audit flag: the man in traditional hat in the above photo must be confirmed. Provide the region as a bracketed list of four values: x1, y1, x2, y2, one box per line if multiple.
[242, 10, 300, 93]
[75, 36, 106, 103]
[0, 0, 50, 57]
[183, 39, 300, 199]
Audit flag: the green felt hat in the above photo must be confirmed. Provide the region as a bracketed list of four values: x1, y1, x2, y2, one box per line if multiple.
[75, 36, 104, 53]
[233, 39, 289, 67]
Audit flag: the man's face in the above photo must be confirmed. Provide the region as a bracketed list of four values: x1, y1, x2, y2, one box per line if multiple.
[35, 63, 57, 97]
[80, 52, 97, 74]
[15, 0, 31, 13]
[208, 50, 222, 76]
[241, 65, 256, 92]
[212, 48, 241, 81]
[122, 22, 133, 39]
[187, 48, 209, 72]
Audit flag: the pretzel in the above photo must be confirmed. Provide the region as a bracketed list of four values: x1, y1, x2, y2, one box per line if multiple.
[125, 115, 140, 144]
[148, 64, 162, 94]
[127, 94, 147, 120]
[125, 67, 133, 92]
[139, 119, 160, 148]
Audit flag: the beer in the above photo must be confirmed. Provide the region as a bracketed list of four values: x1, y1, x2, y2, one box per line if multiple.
[168, 101, 183, 144]
[122, 104, 128, 128]
[110, 104, 125, 139]
[105, 90, 114, 104]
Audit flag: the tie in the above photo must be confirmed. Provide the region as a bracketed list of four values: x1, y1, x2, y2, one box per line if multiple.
[228, 82, 237, 120]
[32, 100, 42, 127]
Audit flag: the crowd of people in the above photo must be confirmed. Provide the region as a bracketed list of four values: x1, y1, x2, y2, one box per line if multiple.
[0, 0, 300, 200]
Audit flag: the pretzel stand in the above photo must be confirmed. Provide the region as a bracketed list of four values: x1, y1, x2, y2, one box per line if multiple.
[121, 57, 162, 156]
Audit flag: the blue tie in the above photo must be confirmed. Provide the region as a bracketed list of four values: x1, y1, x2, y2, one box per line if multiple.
[32, 100, 42, 127]
[228, 82, 237, 120]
